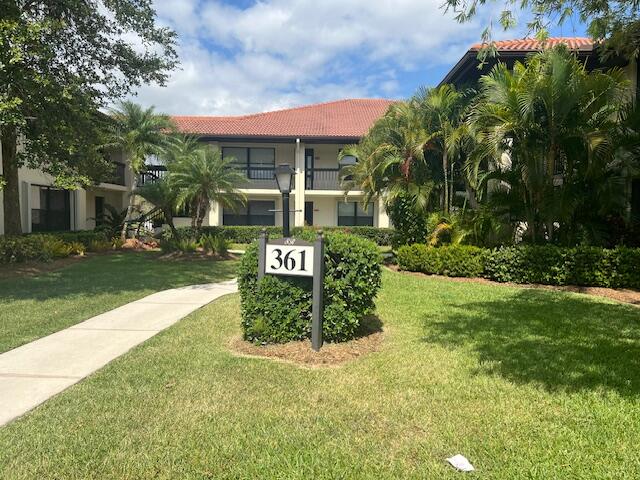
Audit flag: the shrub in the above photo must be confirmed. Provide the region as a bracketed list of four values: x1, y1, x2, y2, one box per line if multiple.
[199, 234, 230, 256]
[396, 244, 440, 274]
[213, 235, 229, 256]
[36, 230, 109, 248]
[0, 235, 48, 263]
[397, 244, 483, 277]
[68, 242, 86, 256]
[175, 225, 394, 246]
[437, 246, 485, 277]
[88, 239, 113, 253]
[161, 237, 199, 253]
[386, 193, 429, 248]
[399, 244, 640, 289]
[303, 226, 393, 246]
[610, 247, 640, 289]
[41, 237, 74, 259]
[0, 232, 115, 263]
[238, 232, 382, 344]
[199, 234, 217, 254]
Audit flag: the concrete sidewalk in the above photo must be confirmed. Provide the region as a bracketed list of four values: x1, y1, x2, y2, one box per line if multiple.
[0, 279, 238, 427]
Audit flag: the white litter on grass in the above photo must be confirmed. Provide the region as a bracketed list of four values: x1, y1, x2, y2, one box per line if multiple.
[446, 454, 475, 472]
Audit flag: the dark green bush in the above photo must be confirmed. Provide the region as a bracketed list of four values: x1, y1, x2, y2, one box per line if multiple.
[299, 226, 393, 246]
[396, 244, 484, 277]
[611, 247, 640, 289]
[238, 232, 382, 344]
[399, 244, 640, 289]
[176, 225, 393, 246]
[386, 194, 428, 248]
[0, 235, 48, 263]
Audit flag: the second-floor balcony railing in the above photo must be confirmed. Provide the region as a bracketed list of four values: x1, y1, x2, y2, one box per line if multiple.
[306, 168, 341, 190]
[233, 165, 278, 189]
[102, 161, 126, 186]
[137, 164, 347, 191]
[138, 165, 167, 186]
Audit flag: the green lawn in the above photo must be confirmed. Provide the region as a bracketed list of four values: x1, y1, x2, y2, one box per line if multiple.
[1, 269, 639, 478]
[0, 252, 238, 354]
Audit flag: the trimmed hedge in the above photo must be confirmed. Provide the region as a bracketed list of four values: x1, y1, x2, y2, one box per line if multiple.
[176, 225, 393, 246]
[397, 244, 640, 289]
[238, 232, 382, 344]
[396, 244, 485, 278]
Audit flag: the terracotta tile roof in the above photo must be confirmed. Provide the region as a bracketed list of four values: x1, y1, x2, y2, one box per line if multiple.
[470, 37, 595, 52]
[171, 98, 395, 139]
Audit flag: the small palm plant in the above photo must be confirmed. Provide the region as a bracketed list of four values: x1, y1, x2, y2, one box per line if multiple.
[169, 144, 246, 230]
[107, 101, 175, 241]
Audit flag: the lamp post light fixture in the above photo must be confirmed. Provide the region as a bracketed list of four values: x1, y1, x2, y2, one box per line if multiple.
[274, 163, 296, 237]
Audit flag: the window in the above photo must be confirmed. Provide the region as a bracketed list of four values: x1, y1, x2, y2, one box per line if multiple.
[222, 147, 275, 179]
[31, 185, 71, 232]
[222, 147, 248, 165]
[337, 201, 373, 226]
[223, 200, 275, 225]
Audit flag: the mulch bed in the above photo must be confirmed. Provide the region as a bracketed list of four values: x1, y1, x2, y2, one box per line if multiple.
[388, 265, 640, 306]
[229, 317, 386, 367]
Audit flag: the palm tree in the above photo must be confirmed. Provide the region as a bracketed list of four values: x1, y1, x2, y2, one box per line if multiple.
[168, 144, 246, 230]
[414, 84, 470, 213]
[340, 100, 440, 216]
[107, 101, 174, 241]
[469, 45, 629, 244]
[134, 178, 180, 239]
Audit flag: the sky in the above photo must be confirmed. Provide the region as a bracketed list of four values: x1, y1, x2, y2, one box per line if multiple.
[129, 0, 587, 116]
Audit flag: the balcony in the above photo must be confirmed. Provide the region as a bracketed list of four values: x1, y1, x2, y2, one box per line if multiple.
[306, 168, 341, 190]
[102, 161, 126, 186]
[138, 165, 167, 186]
[137, 164, 346, 191]
[233, 166, 278, 189]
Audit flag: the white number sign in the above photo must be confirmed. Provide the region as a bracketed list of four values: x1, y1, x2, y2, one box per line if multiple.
[265, 244, 314, 277]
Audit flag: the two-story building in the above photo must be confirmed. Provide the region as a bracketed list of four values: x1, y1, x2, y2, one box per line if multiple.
[168, 98, 394, 228]
[439, 37, 639, 220]
[3, 37, 637, 235]
[0, 152, 132, 236]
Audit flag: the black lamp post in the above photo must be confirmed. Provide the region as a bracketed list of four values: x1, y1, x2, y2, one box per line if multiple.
[274, 164, 295, 237]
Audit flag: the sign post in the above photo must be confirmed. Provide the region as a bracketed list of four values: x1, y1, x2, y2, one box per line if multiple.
[258, 229, 325, 351]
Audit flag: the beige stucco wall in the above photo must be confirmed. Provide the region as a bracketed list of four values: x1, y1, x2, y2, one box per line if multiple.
[305, 143, 347, 169]
[0, 134, 132, 234]
[202, 140, 390, 229]
[307, 196, 336, 226]
[85, 189, 128, 230]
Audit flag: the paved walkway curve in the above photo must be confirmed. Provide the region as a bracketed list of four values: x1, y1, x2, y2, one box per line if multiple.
[0, 279, 238, 427]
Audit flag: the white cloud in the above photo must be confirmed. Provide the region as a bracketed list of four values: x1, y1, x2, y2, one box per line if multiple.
[130, 0, 493, 115]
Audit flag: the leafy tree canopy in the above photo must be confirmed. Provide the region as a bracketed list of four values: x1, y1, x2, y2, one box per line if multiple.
[442, 0, 640, 61]
[1, 0, 178, 233]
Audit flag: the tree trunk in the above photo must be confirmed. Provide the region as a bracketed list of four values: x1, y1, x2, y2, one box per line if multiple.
[442, 151, 449, 214]
[165, 211, 179, 240]
[190, 199, 198, 228]
[464, 180, 479, 210]
[120, 173, 138, 242]
[1, 126, 23, 235]
[196, 201, 205, 230]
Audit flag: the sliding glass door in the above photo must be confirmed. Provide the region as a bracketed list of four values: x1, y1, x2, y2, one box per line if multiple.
[31, 185, 71, 232]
